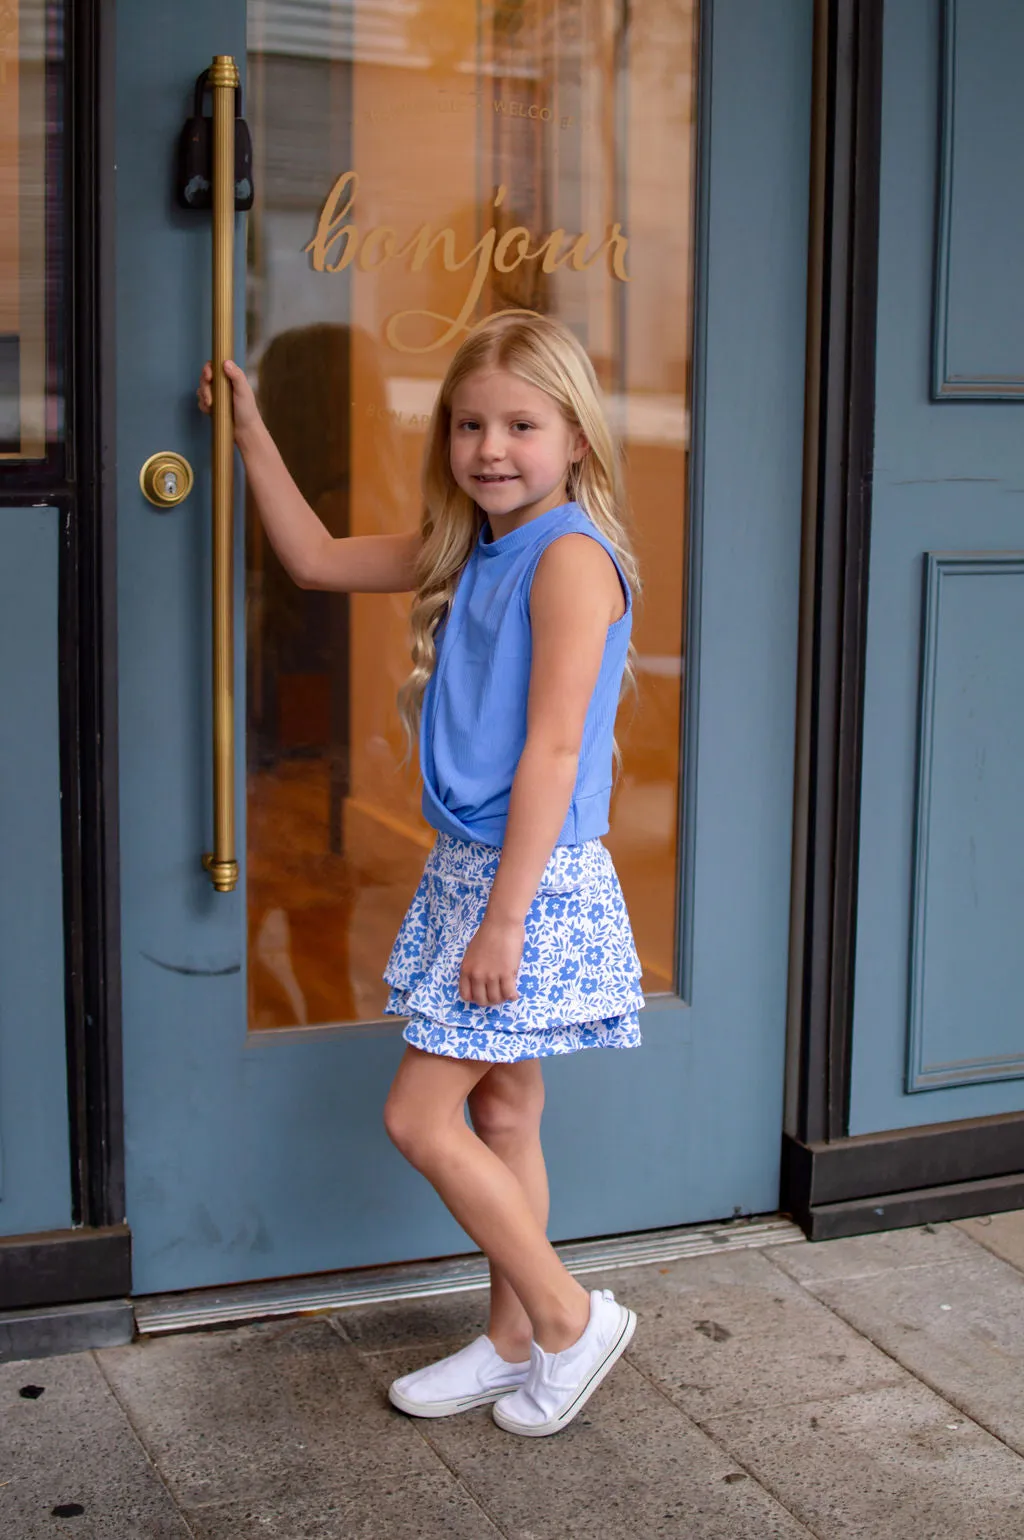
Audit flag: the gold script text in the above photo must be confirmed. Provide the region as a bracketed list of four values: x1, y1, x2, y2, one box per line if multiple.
[304, 173, 630, 354]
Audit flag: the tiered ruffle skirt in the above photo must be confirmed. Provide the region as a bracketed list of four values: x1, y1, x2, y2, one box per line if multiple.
[383, 832, 644, 1062]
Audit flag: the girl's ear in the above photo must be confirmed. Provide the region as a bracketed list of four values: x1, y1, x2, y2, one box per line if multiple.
[570, 430, 590, 465]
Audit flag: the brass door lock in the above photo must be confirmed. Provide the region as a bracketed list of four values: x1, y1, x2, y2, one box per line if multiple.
[140, 451, 194, 508]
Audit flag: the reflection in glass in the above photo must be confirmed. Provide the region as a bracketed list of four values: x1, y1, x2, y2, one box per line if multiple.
[0, 0, 63, 461]
[246, 1, 698, 1028]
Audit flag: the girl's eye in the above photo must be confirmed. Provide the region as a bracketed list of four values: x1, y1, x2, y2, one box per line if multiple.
[511, 421, 534, 432]
[457, 420, 479, 431]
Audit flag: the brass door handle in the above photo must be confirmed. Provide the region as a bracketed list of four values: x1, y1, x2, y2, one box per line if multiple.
[202, 55, 240, 893]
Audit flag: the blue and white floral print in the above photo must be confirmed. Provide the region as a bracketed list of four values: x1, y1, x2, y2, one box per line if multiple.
[383, 833, 644, 1062]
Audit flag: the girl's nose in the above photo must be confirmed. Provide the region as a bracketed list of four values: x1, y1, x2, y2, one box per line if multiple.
[479, 429, 505, 460]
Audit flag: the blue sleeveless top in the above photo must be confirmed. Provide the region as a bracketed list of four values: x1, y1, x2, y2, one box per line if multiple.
[419, 501, 632, 847]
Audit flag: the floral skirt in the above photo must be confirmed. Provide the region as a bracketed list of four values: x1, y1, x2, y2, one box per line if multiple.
[383, 832, 644, 1063]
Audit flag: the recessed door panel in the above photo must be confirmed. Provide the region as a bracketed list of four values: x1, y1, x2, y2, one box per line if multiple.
[0, 4, 71, 1237]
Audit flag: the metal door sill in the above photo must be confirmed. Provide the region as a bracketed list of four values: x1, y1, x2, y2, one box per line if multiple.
[134, 1214, 802, 1336]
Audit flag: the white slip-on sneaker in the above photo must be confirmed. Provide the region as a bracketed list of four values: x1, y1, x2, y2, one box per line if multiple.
[388, 1335, 531, 1418]
[492, 1288, 636, 1437]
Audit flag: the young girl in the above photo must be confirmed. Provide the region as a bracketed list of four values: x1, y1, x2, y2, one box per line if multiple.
[197, 311, 643, 1438]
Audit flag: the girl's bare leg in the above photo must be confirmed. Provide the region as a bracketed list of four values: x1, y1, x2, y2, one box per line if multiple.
[467, 1060, 550, 1361]
[384, 1045, 590, 1353]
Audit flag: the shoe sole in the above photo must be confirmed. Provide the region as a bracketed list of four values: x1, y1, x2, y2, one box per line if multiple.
[388, 1381, 525, 1418]
[492, 1306, 637, 1437]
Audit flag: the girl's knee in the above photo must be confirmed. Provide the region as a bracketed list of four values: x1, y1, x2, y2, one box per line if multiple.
[383, 1087, 452, 1168]
[384, 1047, 488, 1165]
[468, 1064, 545, 1143]
[383, 1089, 421, 1161]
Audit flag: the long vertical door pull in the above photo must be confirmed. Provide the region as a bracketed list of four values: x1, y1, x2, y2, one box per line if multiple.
[202, 54, 240, 892]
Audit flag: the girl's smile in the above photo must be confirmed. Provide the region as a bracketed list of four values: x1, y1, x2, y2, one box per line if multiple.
[449, 367, 587, 534]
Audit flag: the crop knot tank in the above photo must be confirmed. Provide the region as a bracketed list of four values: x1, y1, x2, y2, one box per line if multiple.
[419, 500, 632, 847]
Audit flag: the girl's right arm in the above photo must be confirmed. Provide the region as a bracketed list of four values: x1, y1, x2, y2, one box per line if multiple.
[197, 359, 419, 594]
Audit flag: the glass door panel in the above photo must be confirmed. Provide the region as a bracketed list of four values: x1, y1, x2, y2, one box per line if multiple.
[0, 0, 63, 463]
[246, 0, 697, 1029]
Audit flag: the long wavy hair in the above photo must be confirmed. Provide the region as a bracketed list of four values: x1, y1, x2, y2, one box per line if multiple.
[397, 312, 641, 756]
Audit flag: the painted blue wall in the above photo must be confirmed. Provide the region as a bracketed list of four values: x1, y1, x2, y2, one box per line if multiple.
[848, 0, 1024, 1134]
[0, 508, 72, 1235]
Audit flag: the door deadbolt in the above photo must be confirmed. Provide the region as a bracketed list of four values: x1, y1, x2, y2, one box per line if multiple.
[141, 451, 194, 509]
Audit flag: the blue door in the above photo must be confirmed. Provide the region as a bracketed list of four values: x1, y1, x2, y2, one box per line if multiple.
[849, 0, 1024, 1133]
[116, 0, 811, 1295]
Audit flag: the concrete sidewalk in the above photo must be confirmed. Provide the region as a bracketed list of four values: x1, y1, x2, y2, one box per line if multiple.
[3, 1211, 1023, 1539]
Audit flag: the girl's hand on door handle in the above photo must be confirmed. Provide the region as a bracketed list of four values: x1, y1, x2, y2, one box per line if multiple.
[196, 359, 262, 443]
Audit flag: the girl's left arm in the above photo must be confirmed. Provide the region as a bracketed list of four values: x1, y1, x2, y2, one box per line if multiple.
[458, 534, 624, 1007]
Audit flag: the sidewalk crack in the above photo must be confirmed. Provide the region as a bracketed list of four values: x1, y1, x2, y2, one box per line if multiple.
[90, 1350, 200, 1539]
[328, 1319, 511, 1538]
[623, 1356, 825, 1540]
[761, 1246, 1024, 1463]
[952, 1220, 1024, 1280]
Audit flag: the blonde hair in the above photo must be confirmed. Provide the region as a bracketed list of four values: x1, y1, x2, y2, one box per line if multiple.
[397, 311, 641, 753]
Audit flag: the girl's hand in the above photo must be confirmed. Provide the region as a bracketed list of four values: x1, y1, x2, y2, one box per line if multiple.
[196, 359, 262, 441]
[459, 914, 524, 1007]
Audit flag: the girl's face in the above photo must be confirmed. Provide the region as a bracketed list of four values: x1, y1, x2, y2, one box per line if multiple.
[448, 367, 587, 530]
